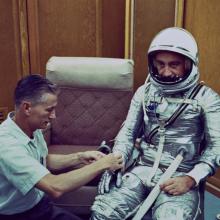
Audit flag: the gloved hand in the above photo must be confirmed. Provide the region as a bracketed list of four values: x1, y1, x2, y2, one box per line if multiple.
[97, 142, 125, 194]
[98, 170, 123, 194]
[97, 141, 112, 155]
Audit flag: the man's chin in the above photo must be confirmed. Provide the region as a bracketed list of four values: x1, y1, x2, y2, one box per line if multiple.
[41, 122, 51, 129]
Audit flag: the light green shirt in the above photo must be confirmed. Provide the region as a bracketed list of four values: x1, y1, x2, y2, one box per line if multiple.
[0, 112, 50, 214]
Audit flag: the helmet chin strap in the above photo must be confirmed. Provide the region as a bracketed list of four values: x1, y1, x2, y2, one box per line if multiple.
[150, 72, 199, 94]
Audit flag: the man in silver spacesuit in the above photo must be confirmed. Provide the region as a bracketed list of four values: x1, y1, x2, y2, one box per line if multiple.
[91, 27, 220, 220]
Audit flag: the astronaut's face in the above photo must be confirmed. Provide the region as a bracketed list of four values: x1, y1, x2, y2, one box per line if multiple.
[153, 51, 186, 82]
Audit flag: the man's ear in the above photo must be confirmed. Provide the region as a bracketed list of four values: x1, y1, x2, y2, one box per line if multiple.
[21, 101, 32, 116]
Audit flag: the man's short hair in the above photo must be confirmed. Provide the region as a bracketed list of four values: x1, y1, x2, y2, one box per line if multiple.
[14, 74, 58, 107]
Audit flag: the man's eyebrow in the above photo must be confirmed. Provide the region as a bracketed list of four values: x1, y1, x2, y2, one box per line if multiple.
[46, 105, 56, 110]
[169, 61, 182, 64]
[155, 59, 164, 63]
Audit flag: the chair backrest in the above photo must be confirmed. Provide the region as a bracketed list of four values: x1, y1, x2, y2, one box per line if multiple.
[46, 57, 134, 146]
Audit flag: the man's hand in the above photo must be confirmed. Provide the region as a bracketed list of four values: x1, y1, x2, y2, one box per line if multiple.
[98, 152, 124, 194]
[160, 175, 196, 195]
[78, 151, 105, 165]
[100, 152, 124, 171]
[38, 152, 123, 198]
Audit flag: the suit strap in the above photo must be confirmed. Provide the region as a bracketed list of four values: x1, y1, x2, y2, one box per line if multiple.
[145, 82, 204, 144]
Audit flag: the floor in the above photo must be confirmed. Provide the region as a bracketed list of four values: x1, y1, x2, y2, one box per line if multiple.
[204, 191, 220, 220]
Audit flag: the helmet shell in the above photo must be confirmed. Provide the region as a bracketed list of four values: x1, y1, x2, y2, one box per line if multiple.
[148, 27, 198, 64]
[148, 27, 199, 93]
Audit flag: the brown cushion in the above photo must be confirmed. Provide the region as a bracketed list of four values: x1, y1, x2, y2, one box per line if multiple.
[48, 144, 98, 154]
[50, 88, 132, 145]
[52, 186, 97, 215]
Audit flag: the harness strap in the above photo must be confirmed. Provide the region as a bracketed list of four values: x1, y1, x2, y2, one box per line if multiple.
[145, 120, 165, 187]
[145, 82, 204, 144]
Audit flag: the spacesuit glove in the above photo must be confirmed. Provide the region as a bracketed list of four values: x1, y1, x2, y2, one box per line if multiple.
[98, 170, 123, 195]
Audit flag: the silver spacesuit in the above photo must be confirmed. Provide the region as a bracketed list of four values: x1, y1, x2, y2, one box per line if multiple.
[91, 27, 220, 220]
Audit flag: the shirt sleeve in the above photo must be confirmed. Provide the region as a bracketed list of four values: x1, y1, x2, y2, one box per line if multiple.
[0, 140, 50, 195]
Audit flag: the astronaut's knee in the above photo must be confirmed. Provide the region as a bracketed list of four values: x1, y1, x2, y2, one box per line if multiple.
[90, 213, 99, 220]
[154, 207, 184, 220]
[153, 203, 195, 220]
[91, 206, 121, 220]
[90, 212, 105, 220]
[91, 196, 122, 220]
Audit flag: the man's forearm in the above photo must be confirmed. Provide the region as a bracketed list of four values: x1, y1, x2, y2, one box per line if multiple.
[46, 153, 83, 171]
[36, 163, 104, 198]
[36, 155, 119, 198]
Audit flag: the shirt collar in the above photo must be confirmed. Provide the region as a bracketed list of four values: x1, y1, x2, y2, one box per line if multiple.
[5, 112, 35, 145]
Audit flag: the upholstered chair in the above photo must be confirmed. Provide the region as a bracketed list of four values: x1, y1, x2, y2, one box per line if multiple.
[45, 56, 134, 217]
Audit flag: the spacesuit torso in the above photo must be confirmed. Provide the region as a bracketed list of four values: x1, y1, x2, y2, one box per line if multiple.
[114, 82, 220, 181]
[139, 82, 204, 171]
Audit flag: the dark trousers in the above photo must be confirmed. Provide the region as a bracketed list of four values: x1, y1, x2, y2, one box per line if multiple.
[0, 196, 83, 220]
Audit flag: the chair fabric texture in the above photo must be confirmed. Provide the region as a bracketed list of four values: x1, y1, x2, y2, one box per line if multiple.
[46, 57, 134, 146]
[45, 57, 134, 216]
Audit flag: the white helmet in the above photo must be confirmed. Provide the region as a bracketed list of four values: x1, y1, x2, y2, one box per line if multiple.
[148, 27, 199, 93]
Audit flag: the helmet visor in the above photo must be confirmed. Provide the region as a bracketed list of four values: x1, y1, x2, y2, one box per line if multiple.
[149, 51, 192, 85]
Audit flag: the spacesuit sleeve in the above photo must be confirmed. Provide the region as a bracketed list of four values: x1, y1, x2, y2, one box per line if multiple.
[188, 86, 220, 183]
[113, 85, 145, 164]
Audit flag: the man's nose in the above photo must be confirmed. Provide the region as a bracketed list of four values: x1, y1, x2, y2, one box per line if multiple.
[49, 110, 56, 119]
[161, 65, 172, 76]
